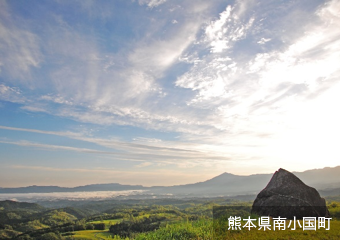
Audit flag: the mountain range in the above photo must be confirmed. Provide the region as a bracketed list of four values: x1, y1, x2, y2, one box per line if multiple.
[1, 166, 339, 197]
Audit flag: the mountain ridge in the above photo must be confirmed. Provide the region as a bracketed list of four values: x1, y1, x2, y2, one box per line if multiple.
[1, 166, 339, 196]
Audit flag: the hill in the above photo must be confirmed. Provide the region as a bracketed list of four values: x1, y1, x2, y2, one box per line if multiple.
[0, 200, 46, 212]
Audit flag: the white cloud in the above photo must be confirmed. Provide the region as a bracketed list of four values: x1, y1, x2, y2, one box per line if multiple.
[204, 5, 254, 52]
[40, 94, 73, 105]
[134, 162, 153, 168]
[172, 0, 340, 171]
[138, 0, 167, 8]
[1, 0, 340, 176]
[133, 137, 162, 143]
[257, 37, 271, 44]
[0, 2, 42, 81]
[0, 140, 129, 157]
[205, 6, 232, 41]
[74, 0, 113, 19]
[0, 125, 82, 138]
[0, 126, 234, 167]
[1, 0, 208, 136]
[128, 21, 200, 77]
[0, 84, 25, 103]
[11, 165, 121, 174]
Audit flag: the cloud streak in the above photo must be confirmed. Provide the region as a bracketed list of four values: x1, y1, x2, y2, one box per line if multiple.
[0, 126, 235, 167]
[0, 1, 42, 81]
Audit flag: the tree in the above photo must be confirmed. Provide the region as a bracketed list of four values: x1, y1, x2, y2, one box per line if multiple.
[94, 223, 106, 230]
[36, 232, 64, 240]
[86, 223, 95, 230]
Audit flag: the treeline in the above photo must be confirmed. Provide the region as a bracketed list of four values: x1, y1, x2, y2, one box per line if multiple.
[13, 221, 106, 239]
[109, 216, 166, 238]
[87, 213, 125, 222]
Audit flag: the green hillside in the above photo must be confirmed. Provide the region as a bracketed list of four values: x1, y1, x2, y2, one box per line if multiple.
[0, 197, 339, 239]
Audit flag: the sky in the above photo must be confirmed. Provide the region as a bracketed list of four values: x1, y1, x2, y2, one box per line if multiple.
[0, 0, 340, 188]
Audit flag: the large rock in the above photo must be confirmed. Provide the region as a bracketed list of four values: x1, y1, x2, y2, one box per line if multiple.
[251, 168, 330, 219]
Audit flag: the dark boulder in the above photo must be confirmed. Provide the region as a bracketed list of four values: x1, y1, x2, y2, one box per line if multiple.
[251, 168, 330, 219]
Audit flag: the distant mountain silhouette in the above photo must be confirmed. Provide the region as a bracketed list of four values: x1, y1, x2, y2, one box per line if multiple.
[1, 166, 339, 197]
[0, 183, 145, 194]
[150, 172, 272, 196]
[293, 166, 340, 189]
[149, 166, 340, 197]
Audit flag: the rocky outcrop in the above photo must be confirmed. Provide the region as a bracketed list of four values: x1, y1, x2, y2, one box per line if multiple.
[251, 168, 330, 219]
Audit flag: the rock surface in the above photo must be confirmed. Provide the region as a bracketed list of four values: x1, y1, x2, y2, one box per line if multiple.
[251, 168, 330, 219]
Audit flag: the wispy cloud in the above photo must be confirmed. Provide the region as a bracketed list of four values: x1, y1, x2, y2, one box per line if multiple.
[0, 84, 26, 103]
[0, 0, 217, 136]
[134, 162, 153, 168]
[205, 5, 254, 52]
[0, 1, 41, 81]
[0, 126, 235, 166]
[138, 0, 167, 8]
[172, 0, 340, 170]
[11, 165, 121, 174]
[0, 125, 82, 138]
[1, 0, 340, 184]
[257, 38, 271, 44]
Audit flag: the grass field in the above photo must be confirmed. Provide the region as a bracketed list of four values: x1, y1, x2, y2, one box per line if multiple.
[69, 230, 113, 239]
[88, 219, 121, 230]
[214, 219, 340, 240]
[68, 219, 340, 239]
[64, 218, 121, 239]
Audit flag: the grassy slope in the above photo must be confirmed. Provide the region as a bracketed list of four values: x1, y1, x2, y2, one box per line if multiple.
[134, 219, 340, 240]
[66, 218, 340, 240]
[71, 230, 112, 239]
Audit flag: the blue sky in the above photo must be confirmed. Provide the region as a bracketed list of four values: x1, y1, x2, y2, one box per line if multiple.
[1, 0, 340, 187]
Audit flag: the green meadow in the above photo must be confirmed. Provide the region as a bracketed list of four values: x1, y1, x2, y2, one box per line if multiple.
[70, 230, 113, 239]
[67, 218, 340, 240]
